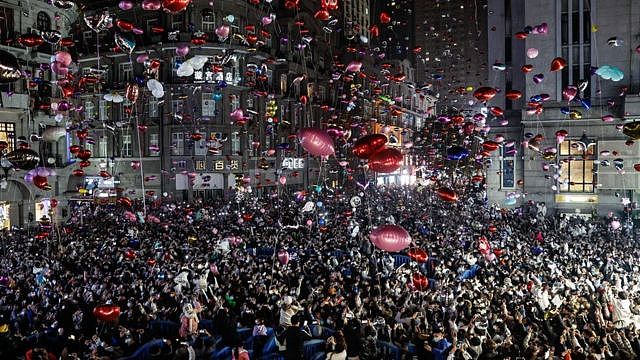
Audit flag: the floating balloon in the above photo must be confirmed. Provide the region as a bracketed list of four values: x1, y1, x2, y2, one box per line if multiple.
[84, 10, 112, 33]
[562, 86, 578, 102]
[436, 187, 458, 202]
[18, 33, 44, 47]
[42, 30, 62, 44]
[115, 34, 136, 54]
[6, 148, 39, 170]
[526, 47, 539, 58]
[369, 224, 411, 252]
[412, 273, 428, 290]
[142, 0, 162, 10]
[353, 134, 387, 159]
[0, 50, 22, 83]
[125, 83, 139, 103]
[368, 147, 402, 173]
[408, 248, 428, 263]
[277, 250, 289, 265]
[162, 0, 190, 13]
[176, 44, 190, 57]
[215, 25, 230, 41]
[473, 87, 497, 102]
[298, 128, 335, 157]
[623, 122, 640, 140]
[595, 65, 624, 82]
[93, 305, 121, 323]
[550, 57, 567, 71]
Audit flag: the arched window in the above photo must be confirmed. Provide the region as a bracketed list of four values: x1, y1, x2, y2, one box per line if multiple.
[36, 12, 51, 32]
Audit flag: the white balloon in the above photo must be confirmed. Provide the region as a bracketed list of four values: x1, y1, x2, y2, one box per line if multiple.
[188, 55, 208, 71]
[176, 63, 194, 77]
[152, 89, 165, 98]
[147, 79, 162, 92]
[111, 94, 124, 103]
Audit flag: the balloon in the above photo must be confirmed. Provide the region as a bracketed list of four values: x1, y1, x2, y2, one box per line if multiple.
[142, 0, 162, 10]
[41, 30, 62, 44]
[51, 62, 68, 76]
[0, 50, 22, 83]
[176, 44, 190, 56]
[353, 134, 387, 159]
[162, 0, 191, 13]
[482, 141, 499, 152]
[611, 220, 621, 230]
[562, 86, 578, 101]
[550, 57, 567, 71]
[33, 175, 49, 190]
[533, 73, 544, 83]
[52, 0, 75, 9]
[93, 305, 121, 323]
[368, 147, 402, 173]
[125, 83, 139, 103]
[436, 187, 458, 202]
[298, 128, 335, 157]
[526, 47, 539, 58]
[346, 61, 363, 72]
[369, 224, 411, 252]
[215, 25, 230, 41]
[119, 0, 133, 10]
[595, 65, 624, 81]
[623, 122, 640, 140]
[408, 248, 428, 263]
[473, 87, 497, 102]
[42, 127, 66, 142]
[505, 90, 522, 100]
[6, 148, 39, 170]
[115, 34, 136, 54]
[176, 63, 194, 77]
[84, 10, 112, 33]
[279, 176, 287, 185]
[446, 146, 470, 161]
[277, 250, 289, 265]
[412, 273, 428, 290]
[379, 12, 391, 24]
[18, 33, 44, 47]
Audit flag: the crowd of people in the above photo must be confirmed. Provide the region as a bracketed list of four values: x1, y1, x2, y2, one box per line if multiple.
[0, 184, 639, 360]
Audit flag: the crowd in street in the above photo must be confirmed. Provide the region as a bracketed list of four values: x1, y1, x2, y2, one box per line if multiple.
[0, 184, 639, 360]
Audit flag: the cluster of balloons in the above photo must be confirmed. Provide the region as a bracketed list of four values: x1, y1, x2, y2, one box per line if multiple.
[24, 167, 56, 190]
[353, 134, 403, 173]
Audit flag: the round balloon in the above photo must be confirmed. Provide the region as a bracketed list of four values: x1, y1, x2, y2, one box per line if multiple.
[436, 187, 458, 202]
[0, 50, 22, 83]
[369, 224, 411, 252]
[353, 134, 388, 159]
[298, 128, 335, 157]
[6, 148, 40, 170]
[368, 147, 402, 173]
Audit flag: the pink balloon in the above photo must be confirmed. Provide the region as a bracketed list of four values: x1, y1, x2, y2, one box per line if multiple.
[562, 86, 578, 102]
[55, 51, 72, 66]
[526, 47, 539, 59]
[278, 250, 289, 265]
[175, 44, 190, 57]
[136, 54, 149, 63]
[51, 62, 68, 76]
[346, 61, 363, 72]
[279, 176, 287, 185]
[298, 128, 335, 157]
[119, 0, 133, 10]
[215, 25, 230, 40]
[230, 108, 246, 122]
[611, 220, 621, 230]
[133, 27, 144, 35]
[141, 0, 161, 10]
[369, 225, 411, 252]
[261, 16, 273, 26]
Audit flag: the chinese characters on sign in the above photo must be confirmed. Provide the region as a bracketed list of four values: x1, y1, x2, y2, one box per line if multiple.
[194, 159, 242, 171]
[282, 157, 305, 169]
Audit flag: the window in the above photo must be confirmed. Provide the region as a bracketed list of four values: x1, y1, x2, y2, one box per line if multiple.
[230, 95, 240, 112]
[560, 0, 592, 98]
[85, 100, 95, 120]
[120, 100, 132, 119]
[231, 132, 240, 155]
[202, 93, 215, 117]
[247, 133, 256, 157]
[121, 133, 132, 157]
[36, 12, 51, 32]
[0, 123, 15, 152]
[194, 137, 207, 156]
[558, 138, 596, 192]
[149, 99, 159, 117]
[147, 18, 158, 33]
[172, 132, 184, 155]
[171, 13, 184, 31]
[501, 145, 516, 189]
[99, 136, 108, 158]
[99, 100, 109, 121]
[149, 133, 159, 157]
[172, 100, 184, 116]
[202, 13, 215, 32]
[119, 62, 133, 83]
[0, 8, 15, 44]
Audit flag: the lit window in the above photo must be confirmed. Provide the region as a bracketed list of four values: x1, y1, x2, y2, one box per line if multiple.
[149, 133, 159, 157]
[558, 138, 596, 193]
[202, 13, 215, 32]
[119, 62, 133, 83]
[121, 133, 132, 157]
[202, 93, 215, 117]
[231, 132, 240, 155]
[0, 123, 16, 152]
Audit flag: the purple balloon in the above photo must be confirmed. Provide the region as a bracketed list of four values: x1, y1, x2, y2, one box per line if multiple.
[175, 44, 190, 57]
[533, 73, 544, 84]
[50, 62, 68, 76]
[298, 128, 335, 157]
[119, 0, 133, 10]
[370, 225, 412, 252]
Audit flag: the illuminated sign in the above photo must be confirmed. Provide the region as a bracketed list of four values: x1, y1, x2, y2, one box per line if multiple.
[282, 157, 304, 169]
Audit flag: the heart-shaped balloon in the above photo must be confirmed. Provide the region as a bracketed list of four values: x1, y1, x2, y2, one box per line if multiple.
[41, 30, 62, 44]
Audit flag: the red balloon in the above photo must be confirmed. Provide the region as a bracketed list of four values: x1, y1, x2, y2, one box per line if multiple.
[58, 82, 74, 98]
[124, 249, 136, 260]
[77, 149, 91, 161]
[314, 9, 330, 20]
[125, 83, 139, 103]
[521, 64, 534, 73]
[369, 25, 380, 37]
[408, 248, 428, 263]
[18, 34, 44, 47]
[353, 134, 388, 159]
[242, 213, 253, 222]
[489, 106, 504, 117]
[278, 250, 290, 265]
[162, 0, 190, 13]
[473, 87, 497, 102]
[412, 273, 429, 290]
[505, 90, 522, 100]
[93, 305, 121, 323]
[379, 12, 391, 24]
[117, 197, 132, 207]
[436, 187, 458, 202]
[550, 57, 567, 71]
[33, 175, 49, 190]
[370, 224, 411, 252]
[284, 0, 299, 9]
[50, 198, 58, 208]
[298, 128, 335, 157]
[368, 147, 403, 173]
[321, 0, 339, 10]
[116, 19, 135, 32]
[72, 169, 85, 177]
[482, 140, 499, 152]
